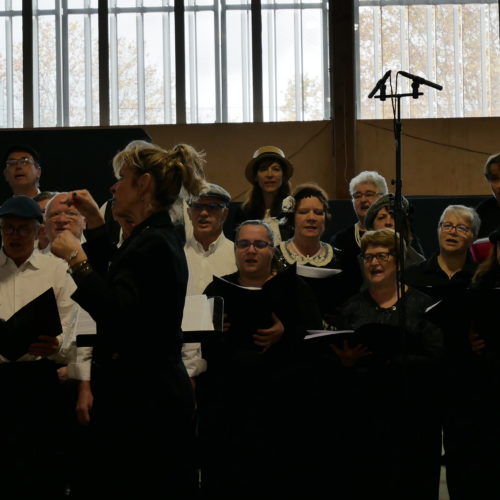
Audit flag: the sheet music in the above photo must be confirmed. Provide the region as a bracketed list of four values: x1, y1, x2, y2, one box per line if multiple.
[182, 295, 215, 332]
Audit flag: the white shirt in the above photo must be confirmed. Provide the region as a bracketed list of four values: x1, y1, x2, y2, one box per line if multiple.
[0, 248, 78, 365]
[184, 232, 237, 296]
[183, 232, 237, 377]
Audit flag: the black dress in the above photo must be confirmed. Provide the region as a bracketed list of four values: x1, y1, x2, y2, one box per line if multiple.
[198, 268, 323, 499]
[71, 211, 197, 499]
[331, 287, 443, 500]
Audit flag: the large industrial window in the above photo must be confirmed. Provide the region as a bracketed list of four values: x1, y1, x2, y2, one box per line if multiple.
[0, 0, 330, 127]
[357, 0, 500, 119]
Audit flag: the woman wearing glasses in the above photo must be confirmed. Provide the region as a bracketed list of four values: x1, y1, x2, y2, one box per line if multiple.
[402, 205, 480, 500]
[330, 228, 443, 500]
[199, 220, 323, 499]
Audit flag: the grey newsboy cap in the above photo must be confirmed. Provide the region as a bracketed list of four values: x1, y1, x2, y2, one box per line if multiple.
[365, 193, 409, 230]
[197, 183, 231, 204]
[0, 195, 43, 222]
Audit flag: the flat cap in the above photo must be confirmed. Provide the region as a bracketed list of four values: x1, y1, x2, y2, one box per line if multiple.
[197, 183, 231, 204]
[0, 195, 43, 222]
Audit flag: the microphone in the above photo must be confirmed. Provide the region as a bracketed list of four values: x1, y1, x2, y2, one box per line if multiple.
[367, 70, 392, 99]
[398, 71, 443, 91]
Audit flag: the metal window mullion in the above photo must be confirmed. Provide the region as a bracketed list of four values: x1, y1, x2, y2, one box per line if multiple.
[54, 0, 63, 126]
[162, 2, 172, 124]
[23, 0, 34, 127]
[294, 5, 302, 120]
[480, 4, 488, 115]
[84, 0, 93, 125]
[5, 0, 14, 127]
[109, 1, 119, 124]
[266, 8, 275, 121]
[98, 0, 110, 126]
[136, 5, 146, 124]
[221, 0, 228, 122]
[174, 0, 186, 124]
[61, 0, 70, 126]
[32, 6, 39, 127]
[373, 6, 381, 118]
[426, 5, 435, 118]
[251, 0, 263, 122]
[453, 4, 463, 117]
[400, 5, 408, 118]
[187, 5, 198, 122]
[213, 0, 221, 122]
[322, 0, 329, 119]
[241, 8, 249, 121]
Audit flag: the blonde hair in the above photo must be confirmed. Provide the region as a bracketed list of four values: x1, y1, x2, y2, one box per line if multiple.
[113, 140, 206, 210]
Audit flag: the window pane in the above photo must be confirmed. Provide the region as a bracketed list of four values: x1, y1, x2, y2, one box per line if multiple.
[144, 12, 175, 124]
[110, 8, 175, 125]
[262, 2, 327, 122]
[225, 7, 252, 122]
[36, 15, 57, 126]
[358, 1, 500, 119]
[185, 7, 216, 123]
[0, 7, 23, 127]
[67, 13, 100, 126]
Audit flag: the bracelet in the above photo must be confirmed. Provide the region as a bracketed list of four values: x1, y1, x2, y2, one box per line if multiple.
[67, 249, 79, 264]
[68, 259, 93, 279]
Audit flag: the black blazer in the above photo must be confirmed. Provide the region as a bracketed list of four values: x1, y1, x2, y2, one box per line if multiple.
[73, 210, 194, 426]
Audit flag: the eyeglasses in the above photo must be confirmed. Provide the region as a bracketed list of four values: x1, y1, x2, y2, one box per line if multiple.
[5, 157, 34, 168]
[439, 222, 470, 235]
[361, 252, 393, 263]
[190, 202, 226, 213]
[352, 191, 381, 201]
[46, 210, 81, 220]
[1, 225, 33, 237]
[235, 239, 272, 250]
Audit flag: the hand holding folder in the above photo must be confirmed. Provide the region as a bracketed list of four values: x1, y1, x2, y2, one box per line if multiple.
[305, 323, 402, 364]
[0, 288, 62, 361]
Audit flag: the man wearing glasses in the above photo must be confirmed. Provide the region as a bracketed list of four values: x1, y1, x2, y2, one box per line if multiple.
[0, 195, 78, 498]
[183, 183, 237, 379]
[3, 144, 42, 199]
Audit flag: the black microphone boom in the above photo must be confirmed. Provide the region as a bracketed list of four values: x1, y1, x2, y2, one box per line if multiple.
[367, 70, 392, 99]
[398, 71, 443, 91]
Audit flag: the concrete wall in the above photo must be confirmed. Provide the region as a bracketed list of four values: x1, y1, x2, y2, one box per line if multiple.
[144, 117, 500, 201]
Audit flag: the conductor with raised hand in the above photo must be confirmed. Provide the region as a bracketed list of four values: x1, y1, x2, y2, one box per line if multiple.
[51, 140, 206, 499]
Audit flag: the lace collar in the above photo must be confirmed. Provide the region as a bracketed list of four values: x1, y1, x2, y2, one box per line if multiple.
[279, 239, 334, 267]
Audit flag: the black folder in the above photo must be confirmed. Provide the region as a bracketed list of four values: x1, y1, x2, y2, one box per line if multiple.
[209, 264, 297, 350]
[0, 288, 62, 361]
[305, 323, 402, 362]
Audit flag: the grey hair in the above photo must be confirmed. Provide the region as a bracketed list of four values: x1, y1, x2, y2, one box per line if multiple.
[484, 152, 500, 178]
[349, 171, 388, 196]
[438, 205, 481, 238]
[234, 219, 275, 246]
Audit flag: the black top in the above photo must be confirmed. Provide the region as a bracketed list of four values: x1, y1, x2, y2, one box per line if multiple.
[404, 252, 477, 354]
[404, 252, 477, 302]
[339, 287, 443, 369]
[73, 210, 195, 422]
[203, 268, 322, 369]
[476, 196, 500, 238]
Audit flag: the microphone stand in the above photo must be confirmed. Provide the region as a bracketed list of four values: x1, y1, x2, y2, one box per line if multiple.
[367, 70, 442, 368]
